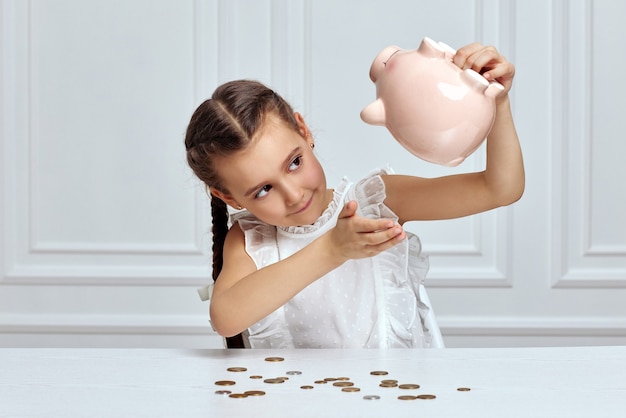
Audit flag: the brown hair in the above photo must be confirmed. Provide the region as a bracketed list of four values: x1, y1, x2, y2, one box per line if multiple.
[184, 80, 298, 347]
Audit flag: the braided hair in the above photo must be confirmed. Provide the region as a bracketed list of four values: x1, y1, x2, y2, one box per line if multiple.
[184, 80, 299, 347]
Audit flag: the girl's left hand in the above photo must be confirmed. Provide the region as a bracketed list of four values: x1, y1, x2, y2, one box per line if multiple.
[452, 43, 515, 97]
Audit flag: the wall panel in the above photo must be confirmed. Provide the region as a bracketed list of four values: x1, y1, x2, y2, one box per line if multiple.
[2, 0, 626, 348]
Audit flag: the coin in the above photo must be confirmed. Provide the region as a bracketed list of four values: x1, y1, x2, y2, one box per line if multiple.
[398, 395, 418, 400]
[263, 378, 286, 384]
[398, 383, 421, 390]
[314, 380, 327, 384]
[264, 356, 285, 362]
[370, 370, 389, 376]
[244, 390, 266, 396]
[300, 385, 314, 390]
[215, 380, 236, 386]
[229, 393, 248, 398]
[249, 375, 263, 379]
[363, 395, 380, 400]
[342, 387, 361, 392]
[215, 390, 232, 395]
[286, 371, 302, 376]
[416, 394, 437, 400]
[226, 367, 247, 372]
[379, 382, 398, 388]
[336, 376, 350, 381]
[381, 379, 398, 385]
[333, 381, 354, 387]
[324, 377, 338, 382]
[457, 387, 471, 392]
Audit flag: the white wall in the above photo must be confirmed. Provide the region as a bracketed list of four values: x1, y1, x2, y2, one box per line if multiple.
[1, 0, 625, 348]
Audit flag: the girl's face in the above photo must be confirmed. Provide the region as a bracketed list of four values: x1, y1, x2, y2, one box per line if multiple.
[211, 112, 330, 227]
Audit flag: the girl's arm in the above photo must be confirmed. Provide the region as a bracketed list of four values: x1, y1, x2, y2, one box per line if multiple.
[209, 201, 405, 337]
[383, 43, 524, 223]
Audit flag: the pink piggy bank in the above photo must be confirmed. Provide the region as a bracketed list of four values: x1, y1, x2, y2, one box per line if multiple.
[361, 37, 504, 166]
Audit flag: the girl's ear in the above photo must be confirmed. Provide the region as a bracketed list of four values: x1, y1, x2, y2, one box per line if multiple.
[294, 112, 312, 140]
[209, 187, 242, 210]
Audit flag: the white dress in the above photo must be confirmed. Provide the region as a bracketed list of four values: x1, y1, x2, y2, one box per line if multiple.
[227, 168, 436, 349]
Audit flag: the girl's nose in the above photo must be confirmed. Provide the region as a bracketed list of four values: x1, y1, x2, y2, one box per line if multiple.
[283, 182, 303, 206]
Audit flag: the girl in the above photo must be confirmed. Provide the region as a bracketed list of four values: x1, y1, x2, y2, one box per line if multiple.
[186, 42, 524, 349]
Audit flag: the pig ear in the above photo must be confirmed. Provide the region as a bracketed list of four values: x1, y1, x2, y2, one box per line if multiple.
[360, 99, 386, 126]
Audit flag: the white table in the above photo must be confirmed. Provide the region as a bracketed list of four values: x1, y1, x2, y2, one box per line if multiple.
[1, 346, 625, 417]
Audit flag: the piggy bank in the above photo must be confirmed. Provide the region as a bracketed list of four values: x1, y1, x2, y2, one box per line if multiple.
[361, 37, 504, 166]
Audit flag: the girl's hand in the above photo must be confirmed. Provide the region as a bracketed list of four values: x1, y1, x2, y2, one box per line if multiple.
[453, 43, 515, 97]
[325, 200, 405, 262]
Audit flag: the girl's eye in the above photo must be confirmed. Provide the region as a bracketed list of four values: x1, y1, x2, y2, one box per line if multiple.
[255, 184, 272, 199]
[288, 156, 302, 171]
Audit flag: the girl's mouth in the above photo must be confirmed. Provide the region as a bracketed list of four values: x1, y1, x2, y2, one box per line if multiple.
[292, 195, 313, 215]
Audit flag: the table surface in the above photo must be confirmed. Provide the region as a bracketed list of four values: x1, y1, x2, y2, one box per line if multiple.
[1, 346, 625, 418]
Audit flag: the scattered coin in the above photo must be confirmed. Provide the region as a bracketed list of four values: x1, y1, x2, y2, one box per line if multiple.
[324, 377, 338, 382]
[244, 390, 266, 396]
[381, 379, 398, 385]
[336, 376, 350, 381]
[249, 375, 263, 379]
[398, 383, 421, 390]
[333, 381, 354, 387]
[229, 393, 248, 398]
[379, 382, 398, 388]
[457, 387, 471, 392]
[398, 395, 418, 400]
[342, 387, 361, 392]
[370, 370, 389, 376]
[226, 367, 247, 372]
[215, 390, 232, 395]
[314, 380, 327, 384]
[263, 378, 286, 384]
[215, 380, 236, 386]
[416, 394, 437, 400]
[300, 385, 314, 390]
[363, 395, 381, 400]
[264, 357, 285, 362]
[286, 371, 302, 376]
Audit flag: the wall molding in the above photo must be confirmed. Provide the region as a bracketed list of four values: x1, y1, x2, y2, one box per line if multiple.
[440, 315, 626, 337]
[551, 0, 626, 288]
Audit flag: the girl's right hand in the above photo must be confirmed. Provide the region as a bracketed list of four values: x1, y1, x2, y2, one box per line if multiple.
[325, 200, 405, 263]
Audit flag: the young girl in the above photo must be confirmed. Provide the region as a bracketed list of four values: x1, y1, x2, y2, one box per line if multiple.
[186, 42, 524, 349]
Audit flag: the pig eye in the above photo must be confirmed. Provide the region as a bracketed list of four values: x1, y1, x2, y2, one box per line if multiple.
[383, 49, 401, 67]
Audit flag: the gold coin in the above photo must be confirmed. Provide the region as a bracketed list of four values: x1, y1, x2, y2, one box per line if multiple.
[229, 393, 248, 398]
[398, 395, 418, 400]
[215, 390, 232, 395]
[342, 387, 361, 392]
[370, 370, 389, 376]
[398, 383, 420, 390]
[457, 387, 471, 392]
[314, 380, 327, 384]
[336, 376, 350, 381]
[244, 390, 266, 396]
[249, 375, 263, 379]
[264, 356, 285, 362]
[324, 377, 338, 382]
[379, 382, 398, 388]
[381, 379, 398, 384]
[333, 381, 354, 387]
[215, 380, 236, 386]
[263, 378, 286, 384]
[416, 394, 437, 400]
[300, 385, 314, 390]
[226, 367, 247, 372]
